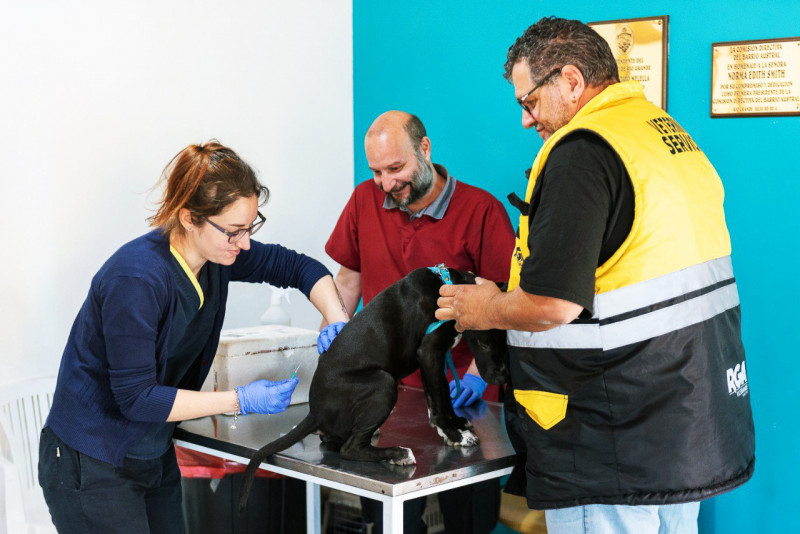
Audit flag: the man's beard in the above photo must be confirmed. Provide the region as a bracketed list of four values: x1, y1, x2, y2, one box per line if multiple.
[539, 94, 574, 141]
[395, 151, 434, 208]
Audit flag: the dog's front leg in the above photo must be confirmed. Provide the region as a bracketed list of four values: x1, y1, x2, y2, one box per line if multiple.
[417, 333, 479, 447]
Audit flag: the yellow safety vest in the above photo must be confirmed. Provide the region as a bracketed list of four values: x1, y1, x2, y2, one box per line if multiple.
[508, 81, 730, 293]
[505, 82, 754, 509]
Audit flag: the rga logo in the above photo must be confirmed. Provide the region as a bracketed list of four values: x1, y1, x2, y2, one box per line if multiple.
[726, 360, 749, 397]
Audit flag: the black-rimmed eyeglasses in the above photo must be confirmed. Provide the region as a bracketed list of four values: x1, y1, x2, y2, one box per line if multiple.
[205, 211, 266, 244]
[517, 67, 562, 115]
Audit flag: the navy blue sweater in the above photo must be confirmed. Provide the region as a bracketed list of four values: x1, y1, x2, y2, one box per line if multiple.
[47, 230, 330, 466]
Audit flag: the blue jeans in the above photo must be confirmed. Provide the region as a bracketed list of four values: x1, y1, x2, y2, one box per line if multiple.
[545, 502, 700, 534]
[38, 426, 184, 534]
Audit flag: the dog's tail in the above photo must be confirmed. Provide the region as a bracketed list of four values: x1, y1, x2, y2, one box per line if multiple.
[238, 414, 318, 513]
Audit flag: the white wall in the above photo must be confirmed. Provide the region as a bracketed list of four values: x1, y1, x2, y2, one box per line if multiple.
[0, 0, 354, 384]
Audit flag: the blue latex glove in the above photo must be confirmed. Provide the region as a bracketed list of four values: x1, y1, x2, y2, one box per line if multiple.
[318, 321, 346, 354]
[236, 378, 299, 415]
[450, 373, 487, 408]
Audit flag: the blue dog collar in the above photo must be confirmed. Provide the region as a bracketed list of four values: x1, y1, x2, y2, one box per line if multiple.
[426, 264, 461, 400]
[426, 263, 453, 333]
[428, 263, 453, 285]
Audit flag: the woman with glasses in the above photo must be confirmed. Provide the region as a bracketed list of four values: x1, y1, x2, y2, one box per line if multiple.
[38, 141, 349, 533]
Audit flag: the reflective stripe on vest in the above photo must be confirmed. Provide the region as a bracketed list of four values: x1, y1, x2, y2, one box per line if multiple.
[507, 256, 739, 351]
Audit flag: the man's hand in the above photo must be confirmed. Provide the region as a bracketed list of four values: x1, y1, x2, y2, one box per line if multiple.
[435, 277, 500, 331]
[450, 374, 487, 408]
[318, 321, 346, 354]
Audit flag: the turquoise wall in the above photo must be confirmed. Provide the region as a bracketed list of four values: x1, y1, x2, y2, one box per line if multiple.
[353, 1, 800, 532]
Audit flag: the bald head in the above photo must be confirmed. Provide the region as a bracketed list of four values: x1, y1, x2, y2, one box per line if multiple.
[366, 111, 427, 151]
[364, 111, 436, 211]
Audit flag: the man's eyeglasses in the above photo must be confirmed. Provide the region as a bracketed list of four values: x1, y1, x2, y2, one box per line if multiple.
[517, 67, 562, 115]
[205, 211, 266, 244]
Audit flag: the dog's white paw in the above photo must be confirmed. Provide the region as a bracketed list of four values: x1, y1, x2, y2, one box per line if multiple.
[455, 429, 479, 447]
[389, 447, 416, 465]
[436, 427, 479, 447]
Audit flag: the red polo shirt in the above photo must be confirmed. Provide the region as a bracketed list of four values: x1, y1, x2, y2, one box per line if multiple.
[325, 167, 514, 399]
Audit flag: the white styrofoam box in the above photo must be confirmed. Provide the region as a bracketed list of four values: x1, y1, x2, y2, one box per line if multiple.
[201, 324, 319, 405]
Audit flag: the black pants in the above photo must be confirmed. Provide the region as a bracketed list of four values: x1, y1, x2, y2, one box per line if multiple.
[361, 478, 501, 534]
[38, 426, 184, 534]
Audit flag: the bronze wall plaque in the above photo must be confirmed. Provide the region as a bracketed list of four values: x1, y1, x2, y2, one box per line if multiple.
[589, 16, 669, 110]
[711, 37, 800, 117]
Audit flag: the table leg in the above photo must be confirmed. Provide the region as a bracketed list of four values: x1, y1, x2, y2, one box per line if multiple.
[306, 481, 321, 534]
[382, 495, 404, 533]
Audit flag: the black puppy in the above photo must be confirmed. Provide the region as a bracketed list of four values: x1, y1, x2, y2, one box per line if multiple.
[238, 267, 509, 510]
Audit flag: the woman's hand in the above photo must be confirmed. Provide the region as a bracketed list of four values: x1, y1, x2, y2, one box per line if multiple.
[236, 378, 299, 415]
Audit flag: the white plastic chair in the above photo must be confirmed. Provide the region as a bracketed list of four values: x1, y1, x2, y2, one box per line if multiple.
[0, 376, 57, 534]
